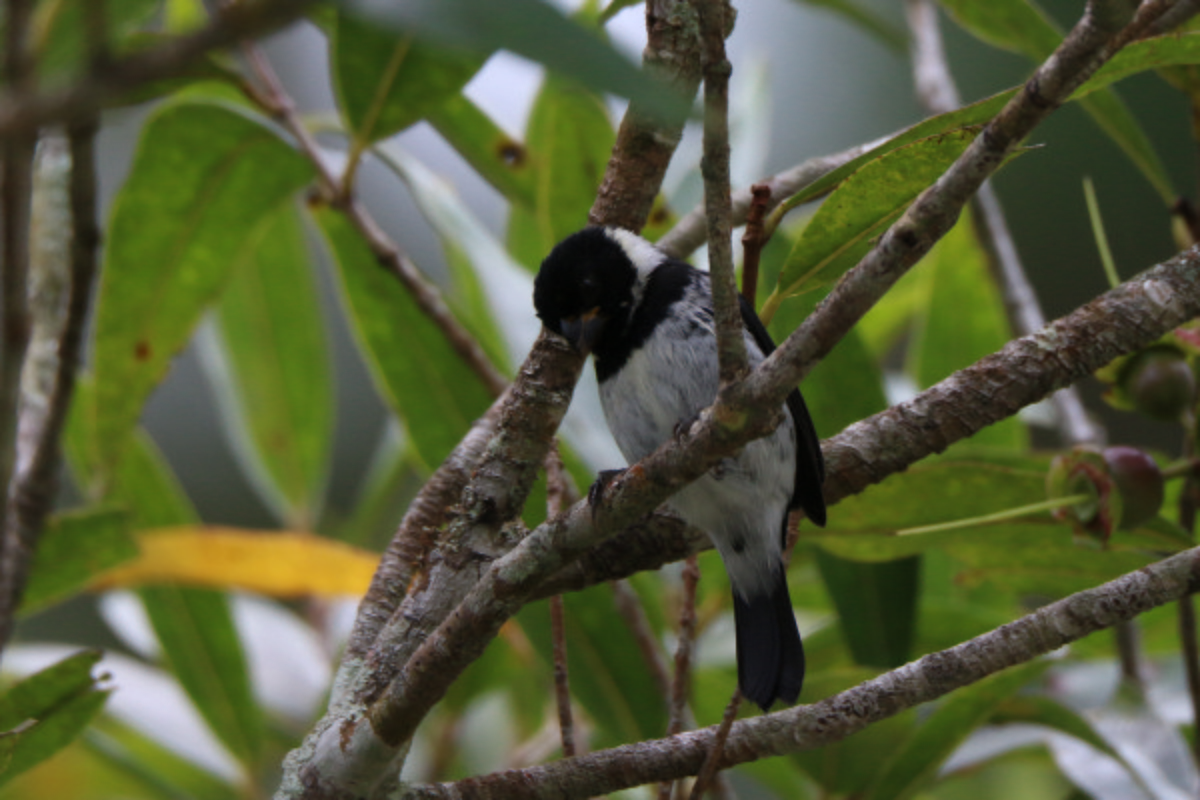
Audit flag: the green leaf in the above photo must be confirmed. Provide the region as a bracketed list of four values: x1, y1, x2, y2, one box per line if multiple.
[87, 98, 313, 485]
[0, 651, 110, 787]
[21, 508, 137, 614]
[938, 0, 1173, 203]
[333, 10, 485, 146]
[345, 0, 692, 123]
[65, 377, 198, 528]
[508, 76, 615, 270]
[764, 128, 981, 320]
[518, 586, 667, 748]
[907, 218, 1026, 450]
[992, 695, 1135, 771]
[428, 95, 537, 209]
[139, 586, 264, 768]
[85, 717, 240, 800]
[807, 453, 1053, 562]
[205, 202, 333, 529]
[791, 0, 907, 52]
[312, 207, 494, 468]
[864, 660, 1050, 800]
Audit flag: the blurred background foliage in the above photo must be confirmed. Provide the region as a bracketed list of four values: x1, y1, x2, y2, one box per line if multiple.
[5, 0, 1200, 798]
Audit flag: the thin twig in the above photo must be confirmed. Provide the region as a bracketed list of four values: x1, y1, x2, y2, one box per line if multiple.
[239, 45, 508, 399]
[0, 0, 37, 656]
[687, 690, 740, 800]
[658, 555, 700, 800]
[611, 579, 672, 698]
[546, 444, 576, 757]
[739, 185, 770, 305]
[694, 0, 745, 385]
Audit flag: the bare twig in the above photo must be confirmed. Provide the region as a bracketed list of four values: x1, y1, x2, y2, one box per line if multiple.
[693, 0, 746, 384]
[739, 185, 770, 304]
[546, 445, 575, 757]
[687, 690, 739, 800]
[659, 555, 700, 800]
[403, 540, 1200, 799]
[239, 45, 508, 399]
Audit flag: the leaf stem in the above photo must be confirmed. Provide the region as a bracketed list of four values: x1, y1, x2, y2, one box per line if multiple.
[895, 494, 1092, 536]
[1084, 176, 1121, 289]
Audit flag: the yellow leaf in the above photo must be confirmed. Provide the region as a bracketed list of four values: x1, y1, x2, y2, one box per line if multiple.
[90, 527, 378, 597]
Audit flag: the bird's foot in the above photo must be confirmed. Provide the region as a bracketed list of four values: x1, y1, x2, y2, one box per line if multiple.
[673, 411, 701, 441]
[587, 468, 626, 519]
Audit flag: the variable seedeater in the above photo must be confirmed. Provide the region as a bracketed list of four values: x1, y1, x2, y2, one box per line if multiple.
[533, 227, 827, 709]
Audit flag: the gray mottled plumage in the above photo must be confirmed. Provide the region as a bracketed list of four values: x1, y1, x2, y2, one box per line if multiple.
[533, 227, 826, 709]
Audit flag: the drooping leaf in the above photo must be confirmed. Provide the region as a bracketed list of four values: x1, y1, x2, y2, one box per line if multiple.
[763, 128, 981, 321]
[0, 651, 109, 787]
[84, 716, 240, 800]
[21, 508, 136, 615]
[518, 585, 667, 748]
[204, 202, 333, 529]
[343, 0, 691, 123]
[91, 528, 378, 598]
[87, 98, 312, 484]
[865, 660, 1051, 800]
[907, 218, 1026, 449]
[427, 95, 538, 209]
[790, 0, 907, 52]
[938, 0, 1173, 203]
[332, 9, 485, 147]
[770, 32, 1200, 228]
[992, 695, 1138, 775]
[312, 207, 495, 468]
[508, 75, 615, 270]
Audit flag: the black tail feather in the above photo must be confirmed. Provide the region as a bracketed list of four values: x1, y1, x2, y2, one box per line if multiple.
[732, 569, 805, 710]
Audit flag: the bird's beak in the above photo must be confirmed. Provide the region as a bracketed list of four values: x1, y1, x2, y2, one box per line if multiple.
[560, 308, 605, 356]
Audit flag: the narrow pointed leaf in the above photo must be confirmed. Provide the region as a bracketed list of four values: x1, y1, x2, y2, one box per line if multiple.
[938, 0, 1172, 202]
[205, 202, 333, 529]
[91, 528, 378, 598]
[791, 0, 907, 52]
[345, 0, 691, 122]
[766, 128, 980, 316]
[313, 207, 494, 467]
[88, 98, 312, 483]
[332, 10, 485, 146]
[0, 651, 110, 787]
[428, 95, 537, 209]
[508, 76, 614, 270]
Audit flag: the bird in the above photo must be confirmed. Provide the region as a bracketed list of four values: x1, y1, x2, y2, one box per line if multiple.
[533, 226, 826, 710]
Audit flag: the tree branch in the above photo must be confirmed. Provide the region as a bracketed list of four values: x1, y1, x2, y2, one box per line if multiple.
[531, 246, 1200, 596]
[401, 541, 1200, 799]
[693, 0, 746, 384]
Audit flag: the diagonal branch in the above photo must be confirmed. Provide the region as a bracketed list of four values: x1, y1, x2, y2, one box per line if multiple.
[402, 539, 1200, 799]
[533, 245, 1200, 597]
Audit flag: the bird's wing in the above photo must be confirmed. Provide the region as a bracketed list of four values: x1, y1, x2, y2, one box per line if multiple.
[737, 294, 827, 528]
